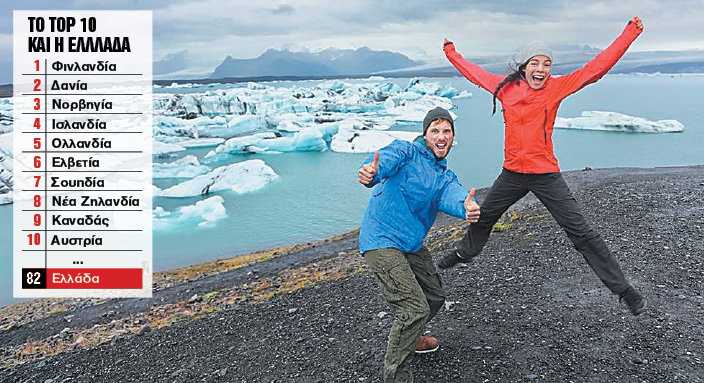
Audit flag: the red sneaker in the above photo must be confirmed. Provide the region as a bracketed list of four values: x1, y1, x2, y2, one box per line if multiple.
[415, 336, 439, 354]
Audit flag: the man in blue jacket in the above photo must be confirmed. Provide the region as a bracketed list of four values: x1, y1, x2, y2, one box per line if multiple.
[358, 107, 480, 383]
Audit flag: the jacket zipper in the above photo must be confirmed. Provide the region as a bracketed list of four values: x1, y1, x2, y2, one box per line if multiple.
[519, 84, 529, 172]
[542, 108, 548, 145]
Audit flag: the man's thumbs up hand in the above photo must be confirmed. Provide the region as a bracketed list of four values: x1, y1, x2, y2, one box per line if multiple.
[464, 188, 480, 223]
[359, 151, 380, 185]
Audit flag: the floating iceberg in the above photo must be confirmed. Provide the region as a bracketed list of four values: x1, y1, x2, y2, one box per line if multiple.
[277, 120, 305, 132]
[155, 82, 222, 89]
[205, 115, 264, 138]
[265, 113, 314, 129]
[385, 95, 456, 123]
[554, 111, 684, 133]
[153, 114, 264, 140]
[0, 98, 12, 134]
[204, 132, 279, 159]
[153, 155, 211, 179]
[173, 138, 225, 149]
[204, 122, 339, 159]
[406, 78, 457, 98]
[153, 141, 187, 157]
[157, 159, 278, 197]
[153, 196, 227, 230]
[330, 130, 420, 153]
[262, 127, 328, 152]
[453, 90, 473, 99]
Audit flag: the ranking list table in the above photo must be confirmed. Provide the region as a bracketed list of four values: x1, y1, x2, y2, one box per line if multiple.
[13, 11, 152, 298]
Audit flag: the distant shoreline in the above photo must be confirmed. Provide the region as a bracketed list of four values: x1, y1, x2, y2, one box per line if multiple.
[3, 70, 704, 98]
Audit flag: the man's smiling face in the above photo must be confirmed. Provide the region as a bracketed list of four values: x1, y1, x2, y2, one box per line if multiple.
[424, 119, 454, 160]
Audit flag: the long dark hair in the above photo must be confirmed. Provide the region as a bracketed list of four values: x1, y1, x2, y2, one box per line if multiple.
[492, 61, 527, 115]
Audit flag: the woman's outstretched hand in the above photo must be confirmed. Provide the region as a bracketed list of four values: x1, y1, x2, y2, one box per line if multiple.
[631, 16, 643, 30]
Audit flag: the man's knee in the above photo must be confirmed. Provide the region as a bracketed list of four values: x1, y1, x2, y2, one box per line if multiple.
[399, 300, 431, 326]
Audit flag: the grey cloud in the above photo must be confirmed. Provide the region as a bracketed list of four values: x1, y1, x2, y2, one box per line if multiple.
[325, 0, 562, 26]
[271, 4, 295, 15]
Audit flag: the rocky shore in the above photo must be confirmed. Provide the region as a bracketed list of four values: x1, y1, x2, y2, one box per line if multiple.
[1, 165, 703, 383]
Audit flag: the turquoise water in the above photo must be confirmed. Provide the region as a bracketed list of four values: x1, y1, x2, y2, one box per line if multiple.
[2, 75, 703, 307]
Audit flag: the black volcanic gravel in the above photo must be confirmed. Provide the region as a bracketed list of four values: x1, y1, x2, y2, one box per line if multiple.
[2, 166, 703, 383]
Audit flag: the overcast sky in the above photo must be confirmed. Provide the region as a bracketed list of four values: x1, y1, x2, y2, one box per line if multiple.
[1, 0, 703, 81]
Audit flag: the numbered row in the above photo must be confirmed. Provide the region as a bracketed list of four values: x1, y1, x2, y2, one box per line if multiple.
[16, 116, 149, 132]
[14, 189, 149, 207]
[14, 172, 151, 192]
[14, 93, 151, 114]
[15, 208, 150, 230]
[18, 229, 148, 251]
[13, 131, 151, 152]
[15, 152, 151, 173]
[20, 268, 143, 290]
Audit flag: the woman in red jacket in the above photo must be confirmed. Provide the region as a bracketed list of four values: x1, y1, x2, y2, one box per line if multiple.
[437, 17, 646, 315]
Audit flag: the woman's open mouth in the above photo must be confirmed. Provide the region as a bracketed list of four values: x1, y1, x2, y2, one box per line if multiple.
[532, 75, 545, 87]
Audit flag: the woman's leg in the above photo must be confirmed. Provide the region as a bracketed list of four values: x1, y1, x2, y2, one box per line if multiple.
[454, 169, 529, 260]
[529, 173, 633, 294]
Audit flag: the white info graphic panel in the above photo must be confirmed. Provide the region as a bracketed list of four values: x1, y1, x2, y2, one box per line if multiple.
[13, 11, 152, 298]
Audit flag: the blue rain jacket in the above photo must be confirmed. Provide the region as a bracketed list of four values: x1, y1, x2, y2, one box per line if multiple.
[359, 138, 469, 254]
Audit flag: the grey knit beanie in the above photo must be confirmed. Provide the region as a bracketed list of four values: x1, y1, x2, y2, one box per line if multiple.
[519, 40, 553, 64]
[423, 107, 454, 135]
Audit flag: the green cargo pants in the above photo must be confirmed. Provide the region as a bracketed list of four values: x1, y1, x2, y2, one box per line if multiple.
[364, 247, 445, 383]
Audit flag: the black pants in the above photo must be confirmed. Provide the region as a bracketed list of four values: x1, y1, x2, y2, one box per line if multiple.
[457, 168, 630, 294]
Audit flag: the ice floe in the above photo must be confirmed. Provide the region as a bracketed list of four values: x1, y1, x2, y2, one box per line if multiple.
[172, 138, 225, 149]
[0, 98, 12, 134]
[153, 141, 187, 157]
[331, 130, 420, 153]
[384, 95, 455, 124]
[453, 90, 473, 99]
[153, 114, 264, 139]
[155, 82, 223, 89]
[153, 196, 227, 230]
[554, 111, 684, 133]
[0, 132, 13, 205]
[156, 159, 278, 197]
[153, 155, 211, 179]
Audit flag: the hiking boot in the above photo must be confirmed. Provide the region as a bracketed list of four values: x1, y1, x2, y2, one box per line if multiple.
[620, 286, 647, 315]
[415, 336, 439, 354]
[436, 250, 470, 269]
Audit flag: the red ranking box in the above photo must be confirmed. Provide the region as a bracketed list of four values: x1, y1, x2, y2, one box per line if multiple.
[46, 268, 143, 289]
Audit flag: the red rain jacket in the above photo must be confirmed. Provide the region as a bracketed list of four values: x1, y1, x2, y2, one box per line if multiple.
[444, 22, 642, 173]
